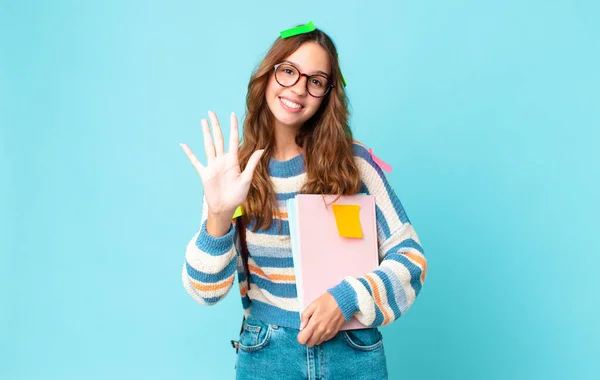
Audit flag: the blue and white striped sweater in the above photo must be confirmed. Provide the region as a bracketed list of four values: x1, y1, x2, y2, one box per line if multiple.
[182, 142, 427, 329]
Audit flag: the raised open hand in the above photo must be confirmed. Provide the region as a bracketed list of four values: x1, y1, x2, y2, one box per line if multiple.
[180, 111, 264, 220]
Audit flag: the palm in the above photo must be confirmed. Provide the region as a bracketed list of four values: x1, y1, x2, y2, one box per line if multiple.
[201, 150, 245, 214]
[180, 111, 264, 218]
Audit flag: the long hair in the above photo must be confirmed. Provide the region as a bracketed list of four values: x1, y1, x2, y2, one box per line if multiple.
[239, 28, 362, 231]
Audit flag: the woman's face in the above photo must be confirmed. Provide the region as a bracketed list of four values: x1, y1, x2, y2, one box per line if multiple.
[265, 42, 331, 131]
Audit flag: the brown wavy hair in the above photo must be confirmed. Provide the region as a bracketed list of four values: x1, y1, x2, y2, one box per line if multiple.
[239, 28, 362, 231]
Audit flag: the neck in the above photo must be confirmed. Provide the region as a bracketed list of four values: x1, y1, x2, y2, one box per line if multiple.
[273, 120, 303, 161]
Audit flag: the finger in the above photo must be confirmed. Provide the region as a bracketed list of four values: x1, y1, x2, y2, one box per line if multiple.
[201, 119, 215, 164]
[319, 331, 334, 346]
[315, 336, 325, 347]
[319, 334, 330, 346]
[297, 321, 315, 345]
[297, 328, 308, 345]
[240, 149, 265, 183]
[208, 111, 224, 156]
[300, 302, 317, 331]
[228, 112, 239, 156]
[307, 326, 325, 347]
[179, 143, 205, 176]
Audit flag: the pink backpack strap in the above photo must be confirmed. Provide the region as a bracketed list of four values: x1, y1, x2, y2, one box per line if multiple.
[353, 140, 393, 173]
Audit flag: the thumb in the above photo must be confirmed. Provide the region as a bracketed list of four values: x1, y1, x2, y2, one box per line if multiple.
[300, 302, 317, 330]
[241, 149, 265, 183]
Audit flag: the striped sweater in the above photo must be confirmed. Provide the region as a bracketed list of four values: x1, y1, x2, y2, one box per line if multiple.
[182, 142, 427, 329]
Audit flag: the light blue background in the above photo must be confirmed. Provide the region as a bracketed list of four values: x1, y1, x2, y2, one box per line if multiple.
[2, 0, 598, 379]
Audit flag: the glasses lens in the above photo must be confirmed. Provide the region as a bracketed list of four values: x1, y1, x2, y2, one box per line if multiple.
[307, 75, 330, 97]
[275, 64, 299, 87]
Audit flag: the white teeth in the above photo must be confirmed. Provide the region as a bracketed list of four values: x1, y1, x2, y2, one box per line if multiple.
[281, 98, 302, 109]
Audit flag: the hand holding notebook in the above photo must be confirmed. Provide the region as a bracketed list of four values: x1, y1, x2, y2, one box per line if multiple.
[287, 194, 379, 330]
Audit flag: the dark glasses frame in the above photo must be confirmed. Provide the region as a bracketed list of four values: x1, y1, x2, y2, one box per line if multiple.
[273, 62, 335, 98]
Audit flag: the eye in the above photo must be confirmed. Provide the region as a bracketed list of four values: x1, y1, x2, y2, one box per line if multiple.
[310, 78, 324, 87]
[279, 65, 298, 76]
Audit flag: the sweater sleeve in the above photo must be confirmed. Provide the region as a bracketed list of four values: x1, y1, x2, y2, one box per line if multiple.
[327, 145, 427, 326]
[181, 195, 239, 305]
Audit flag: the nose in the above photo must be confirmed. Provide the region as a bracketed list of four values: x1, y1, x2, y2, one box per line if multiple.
[290, 74, 309, 96]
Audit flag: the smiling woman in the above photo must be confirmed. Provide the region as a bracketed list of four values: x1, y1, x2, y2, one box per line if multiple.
[267, 44, 328, 121]
[179, 21, 427, 380]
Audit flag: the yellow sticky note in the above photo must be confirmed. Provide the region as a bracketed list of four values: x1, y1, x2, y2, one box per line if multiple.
[232, 206, 243, 219]
[331, 204, 363, 238]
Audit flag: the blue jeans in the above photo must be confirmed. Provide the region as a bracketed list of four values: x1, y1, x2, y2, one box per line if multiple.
[235, 315, 388, 379]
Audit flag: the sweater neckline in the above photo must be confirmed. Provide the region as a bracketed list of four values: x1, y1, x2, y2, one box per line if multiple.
[268, 153, 305, 178]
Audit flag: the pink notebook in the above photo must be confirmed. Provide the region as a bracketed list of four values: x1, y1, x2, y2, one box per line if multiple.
[287, 194, 379, 330]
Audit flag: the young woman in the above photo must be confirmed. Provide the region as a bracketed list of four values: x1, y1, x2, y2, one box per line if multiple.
[180, 24, 427, 380]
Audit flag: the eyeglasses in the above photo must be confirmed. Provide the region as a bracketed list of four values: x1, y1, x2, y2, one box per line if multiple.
[273, 63, 334, 98]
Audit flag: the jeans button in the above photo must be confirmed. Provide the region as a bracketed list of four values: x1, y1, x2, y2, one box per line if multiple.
[271, 324, 279, 329]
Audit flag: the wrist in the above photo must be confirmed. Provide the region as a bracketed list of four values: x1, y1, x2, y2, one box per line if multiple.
[327, 280, 359, 322]
[206, 211, 235, 237]
[208, 210, 235, 222]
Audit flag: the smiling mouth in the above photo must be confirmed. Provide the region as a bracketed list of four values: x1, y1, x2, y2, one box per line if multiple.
[279, 97, 304, 112]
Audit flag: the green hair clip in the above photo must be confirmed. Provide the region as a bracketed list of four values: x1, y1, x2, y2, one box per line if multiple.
[338, 54, 347, 87]
[280, 20, 316, 39]
[279, 21, 347, 87]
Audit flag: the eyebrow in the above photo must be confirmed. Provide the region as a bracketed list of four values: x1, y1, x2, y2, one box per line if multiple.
[283, 60, 330, 77]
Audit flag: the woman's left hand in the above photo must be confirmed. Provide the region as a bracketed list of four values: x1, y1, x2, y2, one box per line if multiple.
[297, 292, 346, 347]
